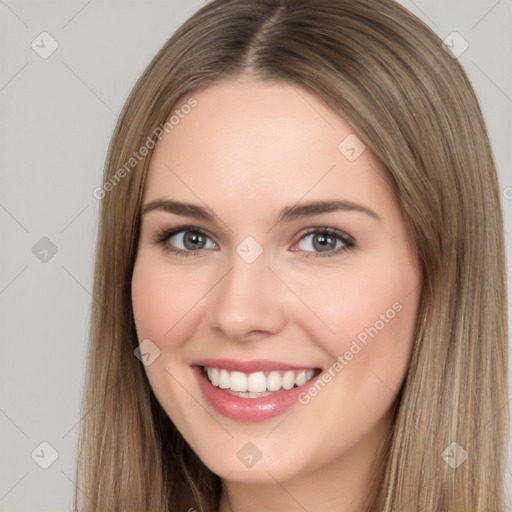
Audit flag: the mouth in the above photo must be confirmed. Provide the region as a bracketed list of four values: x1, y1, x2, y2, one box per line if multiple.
[201, 366, 319, 398]
[191, 359, 322, 422]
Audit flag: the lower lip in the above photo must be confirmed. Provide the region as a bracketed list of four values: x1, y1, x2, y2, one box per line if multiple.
[193, 366, 319, 422]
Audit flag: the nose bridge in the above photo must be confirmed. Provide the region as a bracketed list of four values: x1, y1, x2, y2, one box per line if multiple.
[208, 243, 285, 340]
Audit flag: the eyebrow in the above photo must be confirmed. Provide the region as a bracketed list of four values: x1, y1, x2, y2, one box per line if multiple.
[142, 198, 383, 224]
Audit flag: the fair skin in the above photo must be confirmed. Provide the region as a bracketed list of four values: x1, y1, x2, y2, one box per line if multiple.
[131, 76, 422, 512]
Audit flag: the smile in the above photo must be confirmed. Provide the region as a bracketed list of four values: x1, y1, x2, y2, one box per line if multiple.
[191, 359, 322, 422]
[202, 367, 317, 398]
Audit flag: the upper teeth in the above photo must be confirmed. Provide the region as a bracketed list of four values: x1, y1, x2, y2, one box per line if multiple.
[204, 367, 316, 393]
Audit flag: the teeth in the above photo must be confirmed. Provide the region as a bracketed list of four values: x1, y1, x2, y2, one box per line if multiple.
[267, 371, 282, 391]
[295, 369, 308, 387]
[203, 366, 316, 395]
[282, 370, 295, 390]
[247, 372, 267, 392]
[219, 369, 230, 389]
[230, 371, 247, 392]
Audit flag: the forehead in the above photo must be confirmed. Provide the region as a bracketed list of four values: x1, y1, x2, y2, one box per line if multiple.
[143, 77, 389, 216]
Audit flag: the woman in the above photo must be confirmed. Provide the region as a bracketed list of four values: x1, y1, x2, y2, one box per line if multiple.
[75, 0, 509, 510]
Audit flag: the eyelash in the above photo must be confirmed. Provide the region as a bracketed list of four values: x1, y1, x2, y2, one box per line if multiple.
[152, 225, 356, 259]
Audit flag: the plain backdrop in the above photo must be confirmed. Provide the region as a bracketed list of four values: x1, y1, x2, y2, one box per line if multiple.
[1, 1, 511, 510]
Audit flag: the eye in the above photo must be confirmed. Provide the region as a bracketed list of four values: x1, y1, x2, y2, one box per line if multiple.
[153, 226, 217, 257]
[153, 226, 355, 259]
[292, 228, 355, 258]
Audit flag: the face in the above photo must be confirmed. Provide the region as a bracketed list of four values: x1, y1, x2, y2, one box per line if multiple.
[131, 76, 422, 486]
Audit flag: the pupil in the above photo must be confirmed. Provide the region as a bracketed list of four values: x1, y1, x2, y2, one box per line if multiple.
[184, 231, 204, 249]
[313, 233, 335, 251]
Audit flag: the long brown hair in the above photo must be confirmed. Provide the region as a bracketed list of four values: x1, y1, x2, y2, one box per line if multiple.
[74, 1, 509, 510]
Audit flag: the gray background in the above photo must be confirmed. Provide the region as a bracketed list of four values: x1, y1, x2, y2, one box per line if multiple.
[0, 1, 510, 510]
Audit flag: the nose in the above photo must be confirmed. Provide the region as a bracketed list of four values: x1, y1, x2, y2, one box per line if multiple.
[207, 247, 287, 342]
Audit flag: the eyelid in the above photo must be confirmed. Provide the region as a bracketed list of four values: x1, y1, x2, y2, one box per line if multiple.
[297, 226, 355, 244]
[152, 225, 219, 245]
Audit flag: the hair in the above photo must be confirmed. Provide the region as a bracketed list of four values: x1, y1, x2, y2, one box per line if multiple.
[73, 0, 509, 510]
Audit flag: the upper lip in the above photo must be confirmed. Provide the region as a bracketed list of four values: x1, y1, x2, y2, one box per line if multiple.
[190, 358, 320, 373]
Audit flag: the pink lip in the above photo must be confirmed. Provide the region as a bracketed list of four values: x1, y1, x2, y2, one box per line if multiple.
[191, 361, 322, 422]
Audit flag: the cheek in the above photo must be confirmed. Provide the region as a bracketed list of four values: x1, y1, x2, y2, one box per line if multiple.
[284, 258, 420, 468]
[131, 256, 214, 442]
[290, 255, 420, 371]
[131, 256, 211, 344]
